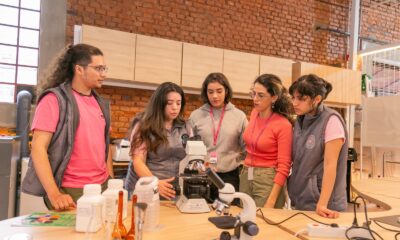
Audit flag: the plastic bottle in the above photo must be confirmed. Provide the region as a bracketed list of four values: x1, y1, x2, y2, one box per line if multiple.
[102, 179, 128, 222]
[75, 184, 105, 233]
[134, 176, 160, 231]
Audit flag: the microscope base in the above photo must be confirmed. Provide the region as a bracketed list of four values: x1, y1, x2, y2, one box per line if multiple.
[176, 195, 210, 213]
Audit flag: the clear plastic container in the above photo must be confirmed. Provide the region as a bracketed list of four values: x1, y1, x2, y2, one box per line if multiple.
[134, 176, 160, 231]
[102, 179, 128, 222]
[75, 184, 105, 233]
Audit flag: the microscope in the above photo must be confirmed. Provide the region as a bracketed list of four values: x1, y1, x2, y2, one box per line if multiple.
[207, 169, 259, 240]
[175, 140, 211, 213]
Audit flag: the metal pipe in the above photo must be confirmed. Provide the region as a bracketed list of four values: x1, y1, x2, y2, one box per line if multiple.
[315, 25, 389, 45]
[16, 90, 32, 158]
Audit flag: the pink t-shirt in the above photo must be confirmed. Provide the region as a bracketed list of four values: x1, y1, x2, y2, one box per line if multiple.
[31, 92, 109, 188]
[130, 124, 147, 155]
[325, 115, 346, 143]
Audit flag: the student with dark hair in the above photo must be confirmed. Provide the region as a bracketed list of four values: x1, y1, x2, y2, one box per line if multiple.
[240, 74, 294, 208]
[189, 72, 248, 201]
[22, 44, 112, 211]
[288, 74, 348, 218]
[125, 82, 192, 200]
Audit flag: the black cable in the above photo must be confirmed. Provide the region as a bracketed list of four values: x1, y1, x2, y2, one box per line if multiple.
[353, 196, 369, 227]
[350, 196, 391, 240]
[372, 220, 400, 233]
[345, 226, 384, 240]
[352, 196, 378, 240]
[256, 208, 331, 226]
[257, 196, 389, 240]
[395, 232, 400, 240]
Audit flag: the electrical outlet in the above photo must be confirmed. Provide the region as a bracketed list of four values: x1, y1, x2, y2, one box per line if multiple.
[307, 223, 349, 238]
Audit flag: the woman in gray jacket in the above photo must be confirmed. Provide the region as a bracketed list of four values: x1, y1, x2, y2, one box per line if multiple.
[189, 72, 248, 202]
[126, 82, 191, 200]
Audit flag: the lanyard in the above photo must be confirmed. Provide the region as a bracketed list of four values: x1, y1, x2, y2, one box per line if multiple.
[210, 105, 226, 146]
[250, 113, 274, 165]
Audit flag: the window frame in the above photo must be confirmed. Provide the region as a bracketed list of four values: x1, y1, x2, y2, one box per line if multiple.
[0, 1, 41, 103]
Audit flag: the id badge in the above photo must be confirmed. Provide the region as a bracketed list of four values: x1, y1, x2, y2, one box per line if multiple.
[248, 167, 254, 180]
[209, 151, 218, 164]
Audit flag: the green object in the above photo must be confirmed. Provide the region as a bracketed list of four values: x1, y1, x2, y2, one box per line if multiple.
[18, 212, 76, 227]
[361, 74, 371, 93]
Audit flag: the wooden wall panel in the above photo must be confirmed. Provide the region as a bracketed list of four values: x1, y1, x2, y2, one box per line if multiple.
[181, 43, 223, 89]
[81, 25, 135, 81]
[135, 34, 182, 85]
[260, 56, 294, 89]
[223, 50, 259, 94]
[343, 70, 362, 105]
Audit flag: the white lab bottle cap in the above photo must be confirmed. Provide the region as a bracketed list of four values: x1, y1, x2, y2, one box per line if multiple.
[83, 184, 101, 196]
[107, 179, 123, 189]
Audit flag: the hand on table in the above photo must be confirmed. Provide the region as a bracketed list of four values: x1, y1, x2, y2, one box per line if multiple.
[316, 204, 339, 218]
[48, 192, 76, 211]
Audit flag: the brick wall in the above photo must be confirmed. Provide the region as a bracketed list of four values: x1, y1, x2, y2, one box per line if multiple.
[66, 0, 350, 65]
[360, 0, 400, 44]
[65, 0, 400, 138]
[97, 86, 253, 139]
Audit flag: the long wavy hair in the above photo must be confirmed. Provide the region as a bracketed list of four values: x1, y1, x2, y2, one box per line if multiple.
[36, 43, 103, 98]
[254, 74, 295, 124]
[131, 82, 186, 152]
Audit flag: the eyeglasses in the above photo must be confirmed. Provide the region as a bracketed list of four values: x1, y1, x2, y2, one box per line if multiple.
[84, 65, 108, 73]
[249, 90, 267, 100]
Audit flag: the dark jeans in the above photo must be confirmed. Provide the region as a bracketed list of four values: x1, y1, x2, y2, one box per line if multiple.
[210, 167, 240, 205]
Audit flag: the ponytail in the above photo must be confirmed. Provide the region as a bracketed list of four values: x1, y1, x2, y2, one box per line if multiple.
[289, 74, 332, 100]
[36, 44, 103, 97]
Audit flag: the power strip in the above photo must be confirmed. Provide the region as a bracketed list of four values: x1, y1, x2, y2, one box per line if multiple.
[307, 223, 349, 238]
[346, 227, 374, 240]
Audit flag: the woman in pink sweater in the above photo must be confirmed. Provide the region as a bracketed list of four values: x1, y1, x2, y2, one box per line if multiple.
[240, 74, 294, 208]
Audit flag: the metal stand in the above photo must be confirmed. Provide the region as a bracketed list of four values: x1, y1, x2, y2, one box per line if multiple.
[347, 148, 359, 207]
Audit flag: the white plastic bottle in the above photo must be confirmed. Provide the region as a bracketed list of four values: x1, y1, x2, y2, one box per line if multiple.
[102, 179, 128, 222]
[134, 176, 160, 231]
[75, 184, 105, 233]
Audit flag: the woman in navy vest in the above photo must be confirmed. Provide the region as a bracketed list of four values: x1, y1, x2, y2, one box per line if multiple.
[288, 74, 348, 218]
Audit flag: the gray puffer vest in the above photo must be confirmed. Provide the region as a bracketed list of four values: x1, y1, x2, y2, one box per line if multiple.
[288, 104, 348, 211]
[21, 82, 110, 197]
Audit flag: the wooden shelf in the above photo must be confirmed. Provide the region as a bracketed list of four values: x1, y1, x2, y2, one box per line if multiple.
[112, 161, 129, 167]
